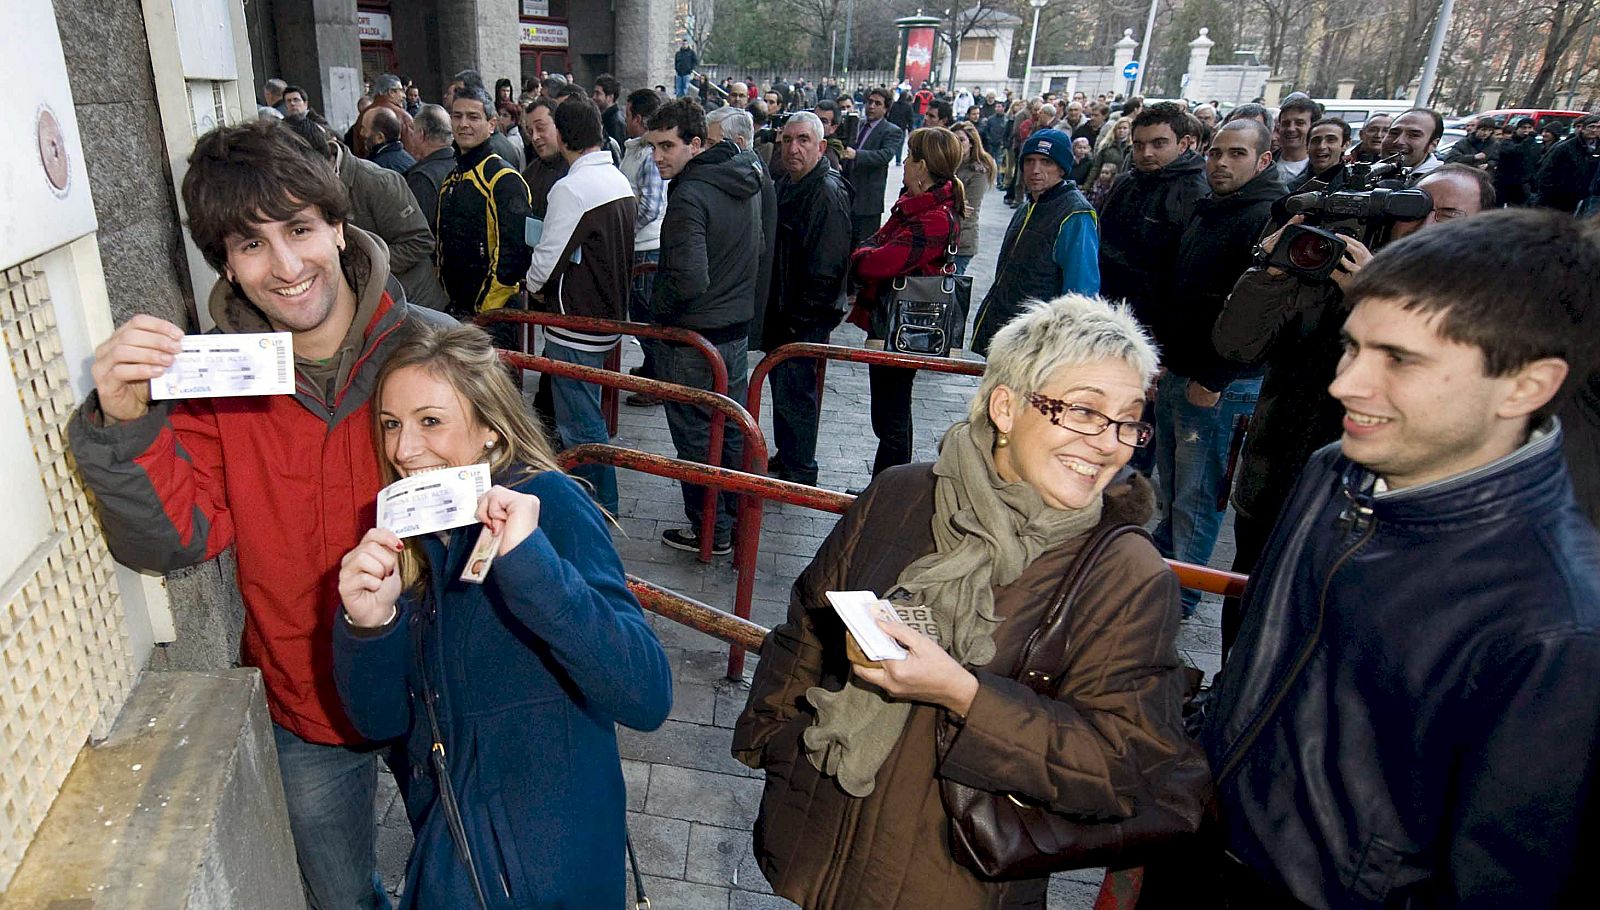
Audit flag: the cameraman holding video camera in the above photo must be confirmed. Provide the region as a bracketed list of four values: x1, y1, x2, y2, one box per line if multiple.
[1213, 158, 1493, 657]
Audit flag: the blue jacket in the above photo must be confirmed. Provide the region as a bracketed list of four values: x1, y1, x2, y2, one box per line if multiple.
[1204, 429, 1600, 908]
[334, 470, 672, 908]
[971, 178, 1098, 356]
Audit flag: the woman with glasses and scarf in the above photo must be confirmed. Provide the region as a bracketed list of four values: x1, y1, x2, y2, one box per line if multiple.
[733, 295, 1206, 909]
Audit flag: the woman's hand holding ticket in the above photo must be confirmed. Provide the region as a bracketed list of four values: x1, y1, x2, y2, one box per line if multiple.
[91, 315, 184, 423]
[338, 527, 405, 627]
[853, 619, 979, 717]
[476, 485, 540, 556]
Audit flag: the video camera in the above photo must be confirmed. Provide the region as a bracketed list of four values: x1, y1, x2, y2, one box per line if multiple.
[755, 111, 792, 146]
[1267, 157, 1432, 282]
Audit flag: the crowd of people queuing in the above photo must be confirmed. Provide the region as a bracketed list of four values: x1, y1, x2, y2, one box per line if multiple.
[71, 65, 1600, 910]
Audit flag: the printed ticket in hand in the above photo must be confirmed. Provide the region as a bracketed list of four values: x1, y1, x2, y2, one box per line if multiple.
[149, 332, 294, 400]
[827, 591, 908, 662]
[376, 464, 492, 539]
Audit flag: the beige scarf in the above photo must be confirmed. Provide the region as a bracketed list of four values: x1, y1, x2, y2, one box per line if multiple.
[802, 419, 1103, 797]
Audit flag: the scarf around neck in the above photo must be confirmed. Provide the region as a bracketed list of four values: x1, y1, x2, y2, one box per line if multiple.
[802, 419, 1103, 796]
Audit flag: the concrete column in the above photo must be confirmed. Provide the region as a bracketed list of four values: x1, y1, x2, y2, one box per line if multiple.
[435, 0, 519, 91]
[1336, 78, 1357, 100]
[1184, 28, 1213, 97]
[1263, 77, 1284, 107]
[272, 0, 362, 131]
[1479, 84, 1505, 111]
[1112, 28, 1138, 72]
[615, 0, 674, 91]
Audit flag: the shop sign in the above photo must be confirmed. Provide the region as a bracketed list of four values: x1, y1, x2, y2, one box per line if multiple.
[520, 22, 569, 48]
[358, 10, 393, 42]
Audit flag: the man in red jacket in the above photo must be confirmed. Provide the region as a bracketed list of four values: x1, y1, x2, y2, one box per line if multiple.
[69, 120, 449, 910]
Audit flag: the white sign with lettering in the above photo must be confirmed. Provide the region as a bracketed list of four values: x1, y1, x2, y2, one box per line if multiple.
[520, 22, 569, 48]
[522, 0, 551, 16]
[358, 10, 393, 42]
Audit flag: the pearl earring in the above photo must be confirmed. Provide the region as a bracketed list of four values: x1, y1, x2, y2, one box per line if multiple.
[996, 433, 1010, 448]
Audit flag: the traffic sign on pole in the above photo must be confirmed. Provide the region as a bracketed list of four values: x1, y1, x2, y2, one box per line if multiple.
[1122, 61, 1141, 81]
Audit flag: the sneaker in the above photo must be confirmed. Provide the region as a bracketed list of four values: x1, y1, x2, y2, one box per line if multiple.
[625, 392, 663, 407]
[662, 527, 732, 555]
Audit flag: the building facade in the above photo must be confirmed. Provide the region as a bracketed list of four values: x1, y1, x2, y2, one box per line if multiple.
[244, 0, 676, 130]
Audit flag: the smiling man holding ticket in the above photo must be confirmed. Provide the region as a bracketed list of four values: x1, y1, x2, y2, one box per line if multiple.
[332, 323, 670, 908]
[68, 120, 452, 910]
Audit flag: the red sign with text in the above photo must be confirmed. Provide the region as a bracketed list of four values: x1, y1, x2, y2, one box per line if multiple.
[903, 27, 936, 87]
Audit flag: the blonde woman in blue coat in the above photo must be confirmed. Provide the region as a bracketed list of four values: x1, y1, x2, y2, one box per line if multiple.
[334, 323, 672, 908]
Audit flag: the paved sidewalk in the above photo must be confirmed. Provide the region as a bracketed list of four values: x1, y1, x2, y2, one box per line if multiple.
[375, 161, 1233, 908]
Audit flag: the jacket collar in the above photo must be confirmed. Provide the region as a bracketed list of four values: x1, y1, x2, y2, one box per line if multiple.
[892, 179, 957, 217]
[1339, 419, 1572, 526]
[567, 149, 612, 171]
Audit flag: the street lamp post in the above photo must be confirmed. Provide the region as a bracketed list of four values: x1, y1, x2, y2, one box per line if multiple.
[1022, 0, 1048, 100]
[1133, 0, 1159, 97]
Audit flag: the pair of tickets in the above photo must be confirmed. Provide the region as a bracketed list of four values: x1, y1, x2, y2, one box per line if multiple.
[150, 332, 295, 400]
[377, 464, 501, 584]
[826, 591, 909, 664]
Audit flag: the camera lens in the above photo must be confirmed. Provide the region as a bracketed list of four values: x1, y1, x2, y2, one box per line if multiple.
[1287, 232, 1338, 272]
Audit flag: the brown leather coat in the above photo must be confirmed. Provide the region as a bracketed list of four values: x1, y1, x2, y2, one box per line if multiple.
[732, 463, 1202, 909]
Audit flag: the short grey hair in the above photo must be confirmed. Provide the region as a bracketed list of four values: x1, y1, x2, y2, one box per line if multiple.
[414, 104, 453, 143]
[264, 78, 287, 97]
[785, 110, 823, 141]
[969, 295, 1160, 427]
[707, 105, 753, 148]
[374, 73, 403, 95]
[452, 85, 495, 119]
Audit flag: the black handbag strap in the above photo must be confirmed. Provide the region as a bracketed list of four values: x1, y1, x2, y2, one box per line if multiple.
[1012, 523, 1151, 696]
[411, 600, 493, 910]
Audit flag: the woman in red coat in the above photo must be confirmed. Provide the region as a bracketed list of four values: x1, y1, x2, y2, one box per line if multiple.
[849, 127, 965, 475]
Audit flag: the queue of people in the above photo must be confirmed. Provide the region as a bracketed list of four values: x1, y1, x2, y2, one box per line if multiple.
[66, 65, 1600, 910]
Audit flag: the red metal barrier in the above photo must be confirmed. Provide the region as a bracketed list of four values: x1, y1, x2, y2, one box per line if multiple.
[744, 342, 986, 474]
[484, 312, 730, 560]
[627, 575, 768, 653]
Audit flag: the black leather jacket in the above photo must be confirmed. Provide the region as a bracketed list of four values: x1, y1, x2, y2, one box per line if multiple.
[1205, 428, 1600, 908]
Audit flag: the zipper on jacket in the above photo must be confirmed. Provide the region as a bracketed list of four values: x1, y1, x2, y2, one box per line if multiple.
[1215, 514, 1377, 784]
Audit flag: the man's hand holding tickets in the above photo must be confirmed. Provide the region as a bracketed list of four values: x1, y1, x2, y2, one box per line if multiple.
[91, 314, 185, 423]
[338, 527, 405, 628]
[476, 485, 541, 556]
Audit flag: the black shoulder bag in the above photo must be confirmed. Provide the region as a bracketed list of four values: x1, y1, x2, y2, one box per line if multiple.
[936, 523, 1211, 879]
[883, 211, 973, 357]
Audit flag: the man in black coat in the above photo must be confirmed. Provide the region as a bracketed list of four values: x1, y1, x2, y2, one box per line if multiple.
[1493, 116, 1539, 206]
[1151, 119, 1282, 617]
[843, 87, 906, 247]
[761, 112, 854, 485]
[1535, 114, 1600, 212]
[674, 43, 698, 98]
[404, 104, 456, 235]
[646, 98, 774, 553]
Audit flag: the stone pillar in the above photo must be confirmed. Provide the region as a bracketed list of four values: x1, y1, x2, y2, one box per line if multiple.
[272, 0, 362, 131]
[1184, 28, 1213, 98]
[1112, 28, 1138, 73]
[1336, 78, 1357, 100]
[1479, 84, 1505, 111]
[435, 0, 520, 92]
[615, 0, 674, 91]
[1262, 77, 1284, 107]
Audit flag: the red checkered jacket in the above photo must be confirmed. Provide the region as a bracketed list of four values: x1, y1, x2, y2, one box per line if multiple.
[846, 180, 961, 333]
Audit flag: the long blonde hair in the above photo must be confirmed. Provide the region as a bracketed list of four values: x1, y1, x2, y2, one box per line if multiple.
[372, 322, 564, 589]
[951, 121, 995, 177]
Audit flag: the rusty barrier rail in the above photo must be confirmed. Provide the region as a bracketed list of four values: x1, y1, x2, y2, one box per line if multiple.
[499, 350, 756, 565]
[476, 309, 728, 437]
[492, 326, 732, 556]
[627, 575, 768, 653]
[744, 342, 987, 474]
[560, 443, 1247, 680]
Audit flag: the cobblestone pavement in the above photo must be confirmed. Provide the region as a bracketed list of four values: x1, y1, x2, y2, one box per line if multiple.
[376, 161, 1233, 908]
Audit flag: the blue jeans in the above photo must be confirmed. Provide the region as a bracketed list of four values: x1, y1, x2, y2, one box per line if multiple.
[543, 340, 619, 514]
[953, 254, 973, 275]
[1152, 371, 1261, 614]
[660, 336, 748, 540]
[675, 73, 691, 97]
[769, 322, 833, 484]
[630, 249, 661, 379]
[272, 724, 389, 910]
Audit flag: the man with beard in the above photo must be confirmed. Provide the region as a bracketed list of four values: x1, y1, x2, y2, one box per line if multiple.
[759, 112, 853, 485]
[1151, 119, 1282, 617]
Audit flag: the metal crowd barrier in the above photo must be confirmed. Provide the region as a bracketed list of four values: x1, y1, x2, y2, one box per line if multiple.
[486, 318, 730, 561]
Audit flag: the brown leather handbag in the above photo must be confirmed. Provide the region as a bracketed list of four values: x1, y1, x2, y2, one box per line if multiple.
[936, 523, 1211, 880]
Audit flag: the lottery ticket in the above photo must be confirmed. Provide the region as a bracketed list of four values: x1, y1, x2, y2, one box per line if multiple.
[826, 590, 908, 662]
[376, 464, 492, 539]
[149, 332, 294, 400]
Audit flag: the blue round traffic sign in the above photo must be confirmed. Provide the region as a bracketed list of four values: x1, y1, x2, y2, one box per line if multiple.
[1122, 61, 1141, 80]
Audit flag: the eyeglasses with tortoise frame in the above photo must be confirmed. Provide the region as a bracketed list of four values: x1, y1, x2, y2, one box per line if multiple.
[1024, 392, 1154, 448]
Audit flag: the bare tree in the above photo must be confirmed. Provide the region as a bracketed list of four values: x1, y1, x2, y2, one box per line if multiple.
[1520, 0, 1599, 104]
